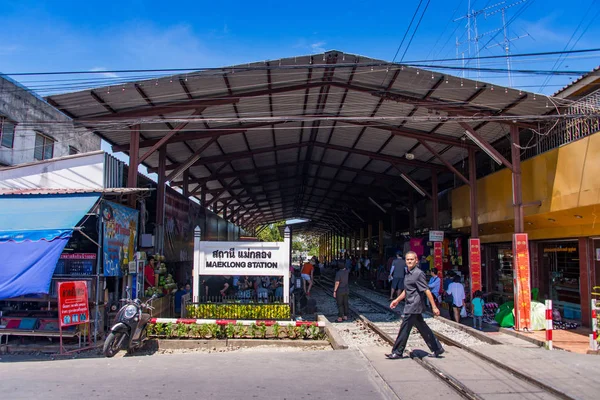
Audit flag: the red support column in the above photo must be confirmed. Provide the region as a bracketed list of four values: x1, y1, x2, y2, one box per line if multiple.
[468, 148, 478, 238]
[127, 124, 140, 208]
[432, 172, 439, 230]
[580, 238, 592, 327]
[510, 125, 524, 233]
[155, 145, 167, 254]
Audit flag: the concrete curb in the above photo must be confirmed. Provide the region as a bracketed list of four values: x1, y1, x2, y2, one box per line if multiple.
[498, 327, 582, 353]
[153, 338, 331, 350]
[318, 314, 348, 350]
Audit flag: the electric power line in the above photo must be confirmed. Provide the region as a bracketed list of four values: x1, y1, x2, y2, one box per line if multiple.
[2, 48, 599, 76]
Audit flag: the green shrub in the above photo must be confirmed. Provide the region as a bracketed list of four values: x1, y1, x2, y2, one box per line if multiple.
[234, 323, 247, 338]
[249, 323, 258, 338]
[225, 323, 236, 339]
[272, 322, 281, 339]
[186, 303, 290, 320]
[309, 325, 319, 340]
[258, 322, 267, 339]
[207, 323, 222, 339]
[298, 325, 307, 339]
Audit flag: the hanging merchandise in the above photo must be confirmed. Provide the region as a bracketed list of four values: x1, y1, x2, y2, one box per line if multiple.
[442, 238, 450, 257]
[455, 238, 463, 257]
[410, 238, 424, 258]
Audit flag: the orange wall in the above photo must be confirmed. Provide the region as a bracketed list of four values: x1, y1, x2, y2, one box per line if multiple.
[452, 132, 600, 237]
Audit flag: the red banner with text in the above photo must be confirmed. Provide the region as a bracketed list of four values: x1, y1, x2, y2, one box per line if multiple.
[513, 233, 532, 331]
[58, 281, 90, 327]
[434, 241, 443, 290]
[469, 239, 482, 295]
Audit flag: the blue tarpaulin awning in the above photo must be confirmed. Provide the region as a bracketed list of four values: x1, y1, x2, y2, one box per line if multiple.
[0, 194, 100, 299]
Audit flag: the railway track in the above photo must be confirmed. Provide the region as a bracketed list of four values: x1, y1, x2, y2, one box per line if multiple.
[316, 275, 572, 400]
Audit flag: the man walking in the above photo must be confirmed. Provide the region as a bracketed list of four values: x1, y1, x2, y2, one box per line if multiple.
[333, 262, 350, 322]
[386, 251, 444, 359]
[389, 251, 406, 300]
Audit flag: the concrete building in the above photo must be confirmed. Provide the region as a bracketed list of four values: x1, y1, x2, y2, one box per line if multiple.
[451, 68, 600, 326]
[0, 75, 100, 167]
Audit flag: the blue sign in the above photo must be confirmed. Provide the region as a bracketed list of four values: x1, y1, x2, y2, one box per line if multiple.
[102, 201, 139, 277]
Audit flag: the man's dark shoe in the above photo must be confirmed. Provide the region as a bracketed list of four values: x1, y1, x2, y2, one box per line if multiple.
[431, 348, 445, 358]
[385, 352, 406, 360]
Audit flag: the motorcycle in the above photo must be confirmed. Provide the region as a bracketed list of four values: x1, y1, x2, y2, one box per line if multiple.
[103, 290, 157, 358]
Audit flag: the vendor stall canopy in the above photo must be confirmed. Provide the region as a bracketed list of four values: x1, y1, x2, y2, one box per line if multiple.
[45, 51, 554, 234]
[0, 194, 99, 299]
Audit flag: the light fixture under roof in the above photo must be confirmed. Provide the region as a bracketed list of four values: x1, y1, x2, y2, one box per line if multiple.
[548, 218, 556, 222]
[574, 215, 583, 219]
[405, 153, 415, 160]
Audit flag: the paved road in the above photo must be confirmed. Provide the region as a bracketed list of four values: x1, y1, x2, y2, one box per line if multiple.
[0, 349, 398, 400]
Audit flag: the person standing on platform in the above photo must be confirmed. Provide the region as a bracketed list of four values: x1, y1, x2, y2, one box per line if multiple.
[144, 256, 157, 290]
[471, 290, 485, 330]
[301, 259, 315, 296]
[386, 251, 444, 360]
[333, 262, 350, 322]
[446, 275, 466, 323]
[427, 268, 441, 306]
[389, 251, 406, 300]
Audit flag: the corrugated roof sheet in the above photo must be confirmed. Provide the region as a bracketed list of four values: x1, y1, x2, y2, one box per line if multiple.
[45, 50, 556, 230]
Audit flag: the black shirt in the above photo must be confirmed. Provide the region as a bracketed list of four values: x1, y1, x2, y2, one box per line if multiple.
[403, 267, 430, 315]
[205, 276, 226, 298]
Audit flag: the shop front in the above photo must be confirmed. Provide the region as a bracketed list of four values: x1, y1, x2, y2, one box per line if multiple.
[484, 243, 515, 305]
[484, 239, 587, 325]
[0, 193, 102, 348]
[538, 241, 582, 321]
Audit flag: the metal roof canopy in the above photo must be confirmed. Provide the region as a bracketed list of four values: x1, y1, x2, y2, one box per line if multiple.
[46, 50, 552, 234]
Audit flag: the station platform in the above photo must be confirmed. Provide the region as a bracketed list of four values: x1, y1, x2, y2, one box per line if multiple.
[361, 328, 600, 400]
[439, 309, 594, 354]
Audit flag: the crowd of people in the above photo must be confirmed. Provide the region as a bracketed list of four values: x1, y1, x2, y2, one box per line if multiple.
[197, 275, 285, 303]
[331, 251, 479, 327]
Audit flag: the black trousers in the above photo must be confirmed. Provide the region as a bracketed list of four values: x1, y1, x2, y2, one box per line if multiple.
[391, 313, 442, 355]
[336, 292, 349, 318]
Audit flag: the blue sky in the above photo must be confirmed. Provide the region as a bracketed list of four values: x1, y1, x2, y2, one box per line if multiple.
[1, 0, 598, 96]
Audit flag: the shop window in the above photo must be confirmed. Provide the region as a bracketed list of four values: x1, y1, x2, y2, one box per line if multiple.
[495, 246, 514, 297]
[0, 118, 15, 148]
[34, 133, 55, 160]
[542, 242, 581, 319]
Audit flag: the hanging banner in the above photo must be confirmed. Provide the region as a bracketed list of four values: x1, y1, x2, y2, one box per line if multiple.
[433, 241, 443, 271]
[164, 189, 206, 262]
[101, 201, 139, 277]
[513, 233, 532, 331]
[469, 239, 482, 295]
[57, 281, 89, 327]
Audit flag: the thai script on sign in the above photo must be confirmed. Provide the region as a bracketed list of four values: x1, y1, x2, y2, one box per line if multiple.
[212, 248, 273, 259]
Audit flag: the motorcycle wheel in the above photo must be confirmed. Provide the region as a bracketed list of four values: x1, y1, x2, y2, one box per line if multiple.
[103, 332, 124, 358]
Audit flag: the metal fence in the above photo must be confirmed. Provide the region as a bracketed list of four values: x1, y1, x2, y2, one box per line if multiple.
[472, 89, 600, 180]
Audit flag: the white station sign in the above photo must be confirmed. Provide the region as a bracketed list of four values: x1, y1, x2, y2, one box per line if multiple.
[192, 227, 291, 303]
[198, 242, 287, 277]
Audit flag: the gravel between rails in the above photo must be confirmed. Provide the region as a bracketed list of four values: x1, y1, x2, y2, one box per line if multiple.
[319, 275, 485, 347]
[310, 286, 388, 348]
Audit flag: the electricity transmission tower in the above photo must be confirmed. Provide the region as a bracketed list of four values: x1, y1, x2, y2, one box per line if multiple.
[454, 0, 530, 84]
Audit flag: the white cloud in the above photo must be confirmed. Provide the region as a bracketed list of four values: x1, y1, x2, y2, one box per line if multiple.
[89, 67, 119, 79]
[310, 41, 326, 53]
